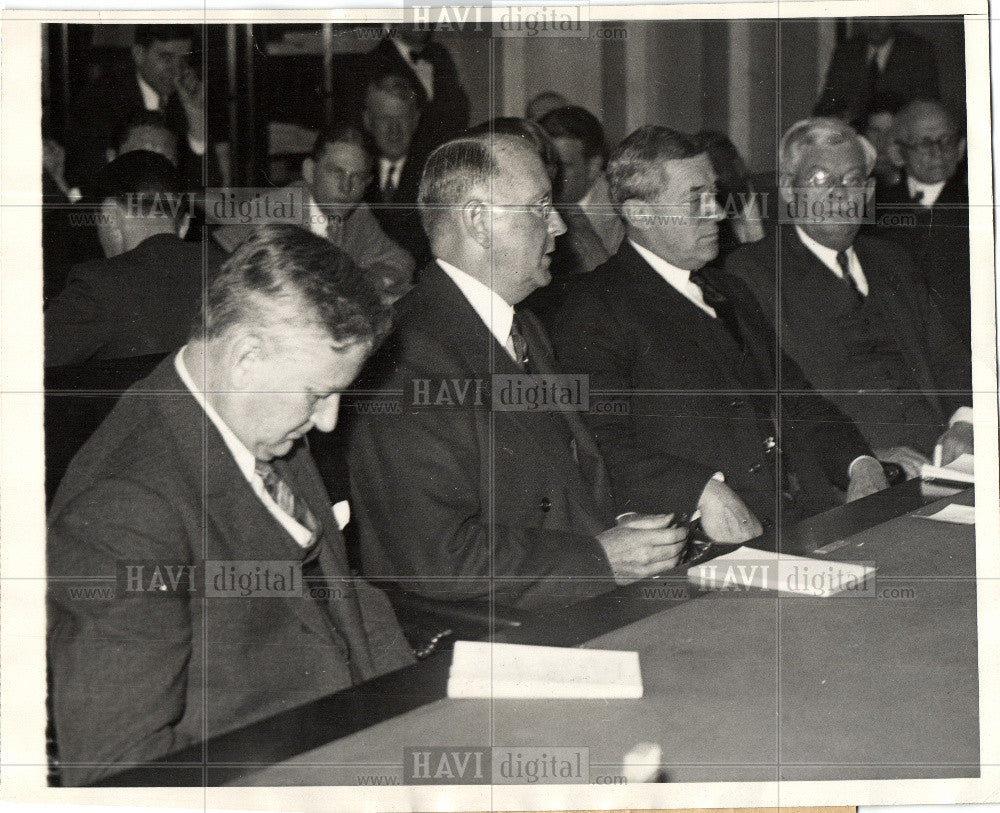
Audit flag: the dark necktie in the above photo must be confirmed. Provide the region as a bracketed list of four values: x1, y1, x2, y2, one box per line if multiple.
[836, 250, 864, 302]
[254, 460, 319, 544]
[689, 270, 744, 348]
[509, 313, 532, 372]
[325, 213, 344, 246]
[910, 189, 925, 206]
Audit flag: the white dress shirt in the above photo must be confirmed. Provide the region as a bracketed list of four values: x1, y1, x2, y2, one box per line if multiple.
[379, 157, 406, 191]
[629, 240, 717, 317]
[907, 177, 947, 208]
[175, 347, 349, 544]
[795, 226, 869, 296]
[867, 37, 894, 72]
[436, 259, 519, 362]
[137, 72, 205, 157]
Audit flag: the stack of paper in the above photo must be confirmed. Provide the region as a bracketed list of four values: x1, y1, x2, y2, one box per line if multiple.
[687, 548, 877, 597]
[921, 453, 974, 484]
[447, 641, 643, 699]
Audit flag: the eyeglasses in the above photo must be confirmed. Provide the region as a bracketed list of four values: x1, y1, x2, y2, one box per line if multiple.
[488, 198, 556, 221]
[896, 134, 962, 155]
[802, 169, 871, 189]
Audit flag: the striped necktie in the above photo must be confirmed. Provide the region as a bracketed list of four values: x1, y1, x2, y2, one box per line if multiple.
[254, 460, 319, 543]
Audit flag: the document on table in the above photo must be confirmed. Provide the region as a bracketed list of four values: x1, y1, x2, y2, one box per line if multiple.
[447, 640, 643, 699]
[688, 548, 877, 596]
[918, 503, 976, 525]
[921, 453, 975, 484]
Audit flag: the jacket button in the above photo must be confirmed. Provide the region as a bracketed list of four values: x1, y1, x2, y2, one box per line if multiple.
[539, 497, 552, 512]
[748, 462, 763, 474]
[762, 517, 774, 529]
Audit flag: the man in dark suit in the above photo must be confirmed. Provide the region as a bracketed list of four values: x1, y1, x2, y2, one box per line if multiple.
[727, 117, 972, 478]
[814, 19, 939, 126]
[551, 126, 888, 527]
[64, 25, 213, 193]
[361, 74, 432, 266]
[348, 134, 762, 612]
[48, 225, 413, 786]
[45, 151, 226, 367]
[877, 99, 970, 342]
[364, 26, 470, 152]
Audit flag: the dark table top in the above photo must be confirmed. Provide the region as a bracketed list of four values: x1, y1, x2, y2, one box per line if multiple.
[99, 479, 978, 786]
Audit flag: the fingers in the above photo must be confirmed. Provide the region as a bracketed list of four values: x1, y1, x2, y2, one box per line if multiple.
[618, 512, 676, 530]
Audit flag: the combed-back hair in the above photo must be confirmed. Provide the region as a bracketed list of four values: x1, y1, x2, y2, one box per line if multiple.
[93, 150, 183, 218]
[115, 110, 176, 152]
[311, 120, 376, 161]
[539, 105, 609, 163]
[778, 117, 877, 182]
[417, 135, 505, 241]
[193, 224, 392, 347]
[465, 117, 560, 182]
[365, 72, 421, 111]
[606, 125, 703, 211]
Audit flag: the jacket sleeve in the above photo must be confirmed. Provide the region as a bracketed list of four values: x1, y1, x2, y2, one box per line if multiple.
[44, 271, 110, 367]
[550, 285, 716, 516]
[347, 334, 615, 611]
[346, 205, 416, 300]
[47, 479, 197, 786]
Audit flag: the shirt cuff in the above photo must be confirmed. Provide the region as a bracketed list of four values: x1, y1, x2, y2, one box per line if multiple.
[949, 406, 974, 427]
[332, 500, 351, 530]
[187, 134, 206, 156]
[848, 454, 882, 479]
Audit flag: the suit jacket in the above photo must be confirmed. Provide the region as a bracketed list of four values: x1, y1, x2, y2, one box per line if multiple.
[363, 152, 432, 267]
[365, 38, 470, 152]
[47, 356, 413, 786]
[550, 241, 873, 524]
[726, 227, 971, 454]
[875, 170, 971, 342]
[212, 186, 414, 299]
[814, 29, 940, 123]
[44, 233, 227, 367]
[64, 65, 219, 193]
[347, 261, 713, 610]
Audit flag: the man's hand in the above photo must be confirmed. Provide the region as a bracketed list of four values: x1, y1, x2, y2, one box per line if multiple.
[175, 67, 206, 146]
[596, 514, 687, 585]
[846, 456, 890, 502]
[697, 478, 762, 543]
[937, 421, 973, 466]
[873, 446, 931, 480]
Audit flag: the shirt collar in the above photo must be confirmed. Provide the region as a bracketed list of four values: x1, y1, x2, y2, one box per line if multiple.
[137, 73, 161, 111]
[794, 225, 854, 275]
[436, 258, 515, 350]
[390, 37, 417, 66]
[630, 239, 693, 288]
[175, 346, 258, 484]
[907, 176, 947, 207]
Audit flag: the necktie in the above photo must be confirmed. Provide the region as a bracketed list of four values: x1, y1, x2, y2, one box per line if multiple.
[255, 460, 319, 544]
[509, 313, 532, 372]
[910, 189, 925, 206]
[836, 250, 864, 302]
[689, 270, 744, 348]
[325, 213, 344, 246]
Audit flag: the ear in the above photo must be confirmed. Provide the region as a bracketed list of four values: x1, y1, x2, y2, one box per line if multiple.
[301, 157, 315, 186]
[462, 200, 491, 248]
[362, 109, 373, 133]
[131, 44, 145, 65]
[619, 198, 650, 232]
[227, 329, 266, 391]
[958, 136, 968, 160]
[778, 174, 796, 204]
[97, 199, 125, 256]
[105, 147, 117, 163]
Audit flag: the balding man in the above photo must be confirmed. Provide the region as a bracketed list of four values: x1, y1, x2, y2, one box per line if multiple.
[878, 99, 970, 341]
[348, 134, 758, 611]
[48, 225, 413, 785]
[727, 118, 972, 478]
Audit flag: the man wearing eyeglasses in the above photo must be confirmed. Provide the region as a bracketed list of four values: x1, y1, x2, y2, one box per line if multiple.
[348, 133, 757, 611]
[213, 122, 414, 304]
[551, 126, 889, 531]
[727, 117, 972, 479]
[877, 99, 970, 342]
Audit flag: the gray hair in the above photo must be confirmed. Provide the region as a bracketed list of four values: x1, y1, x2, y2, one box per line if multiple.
[606, 126, 703, 214]
[779, 117, 877, 182]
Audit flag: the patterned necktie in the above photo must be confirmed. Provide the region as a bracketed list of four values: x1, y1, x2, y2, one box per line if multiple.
[836, 250, 864, 301]
[254, 460, 319, 543]
[509, 313, 532, 372]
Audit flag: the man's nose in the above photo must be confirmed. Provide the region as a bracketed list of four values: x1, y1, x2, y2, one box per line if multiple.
[311, 394, 340, 433]
[548, 209, 567, 237]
